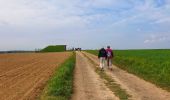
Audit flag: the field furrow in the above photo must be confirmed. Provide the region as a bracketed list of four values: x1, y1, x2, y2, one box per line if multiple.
[0, 52, 71, 100]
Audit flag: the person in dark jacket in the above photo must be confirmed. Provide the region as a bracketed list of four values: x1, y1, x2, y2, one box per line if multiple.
[98, 47, 107, 70]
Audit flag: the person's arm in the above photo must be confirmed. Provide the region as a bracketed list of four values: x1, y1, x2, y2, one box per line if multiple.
[105, 50, 107, 59]
[111, 51, 114, 58]
[98, 50, 100, 58]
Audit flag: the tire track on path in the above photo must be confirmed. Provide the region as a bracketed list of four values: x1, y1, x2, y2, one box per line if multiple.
[71, 52, 118, 100]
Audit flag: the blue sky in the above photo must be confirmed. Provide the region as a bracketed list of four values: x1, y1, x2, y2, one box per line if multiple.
[0, 0, 170, 50]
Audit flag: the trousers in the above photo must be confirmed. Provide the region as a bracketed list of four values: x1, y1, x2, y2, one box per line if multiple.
[99, 57, 105, 68]
[107, 58, 112, 67]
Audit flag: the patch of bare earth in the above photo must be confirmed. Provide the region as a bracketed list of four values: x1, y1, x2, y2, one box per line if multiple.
[0, 52, 71, 100]
[71, 52, 119, 100]
[83, 52, 170, 100]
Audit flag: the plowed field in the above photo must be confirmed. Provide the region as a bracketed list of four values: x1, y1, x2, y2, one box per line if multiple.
[0, 52, 71, 100]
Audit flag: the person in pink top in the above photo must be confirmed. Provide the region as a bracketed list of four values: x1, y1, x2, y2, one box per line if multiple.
[106, 46, 114, 70]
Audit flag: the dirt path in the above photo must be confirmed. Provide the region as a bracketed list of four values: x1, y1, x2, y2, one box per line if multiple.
[83, 52, 170, 100]
[71, 52, 119, 100]
[0, 52, 71, 100]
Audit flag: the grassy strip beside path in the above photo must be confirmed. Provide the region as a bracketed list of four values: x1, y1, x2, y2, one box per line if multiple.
[41, 53, 75, 100]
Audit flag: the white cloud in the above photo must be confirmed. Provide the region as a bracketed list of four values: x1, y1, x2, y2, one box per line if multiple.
[0, 0, 87, 29]
[154, 17, 170, 23]
[144, 34, 170, 44]
[81, 0, 117, 8]
[0, 0, 169, 29]
[0, 0, 170, 50]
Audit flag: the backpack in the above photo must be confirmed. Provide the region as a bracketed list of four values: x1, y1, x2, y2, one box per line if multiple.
[101, 49, 106, 55]
[107, 51, 112, 57]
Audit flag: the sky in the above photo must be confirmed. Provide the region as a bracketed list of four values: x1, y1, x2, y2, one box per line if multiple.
[0, 0, 170, 50]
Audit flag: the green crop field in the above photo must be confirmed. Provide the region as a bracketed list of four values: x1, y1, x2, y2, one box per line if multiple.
[86, 49, 170, 91]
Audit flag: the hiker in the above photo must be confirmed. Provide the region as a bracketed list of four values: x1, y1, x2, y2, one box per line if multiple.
[106, 46, 114, 70]
[98, 47, 107, 70]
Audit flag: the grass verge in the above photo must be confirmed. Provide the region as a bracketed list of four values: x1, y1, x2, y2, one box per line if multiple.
[40, 52, 75, 100]
[82, 52, 131, 100]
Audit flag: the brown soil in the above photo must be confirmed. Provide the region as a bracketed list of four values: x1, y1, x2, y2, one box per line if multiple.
[83, 52, 170, 100]
[71, 52, 119, 100]
[0, 52, 71, 100]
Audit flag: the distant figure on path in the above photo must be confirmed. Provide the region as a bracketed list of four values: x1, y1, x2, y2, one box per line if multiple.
[98, 47, 107, 71]
[106, 46, 114, 70]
